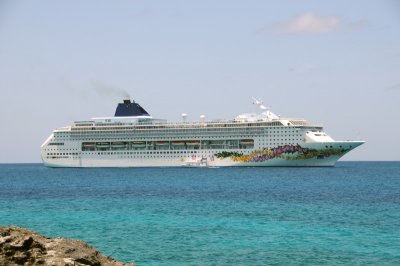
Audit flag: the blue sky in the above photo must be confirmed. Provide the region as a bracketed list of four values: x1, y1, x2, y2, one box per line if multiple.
[0, 0, 399, 162]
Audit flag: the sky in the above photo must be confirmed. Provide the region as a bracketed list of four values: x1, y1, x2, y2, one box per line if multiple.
[0, 0, 399, 163]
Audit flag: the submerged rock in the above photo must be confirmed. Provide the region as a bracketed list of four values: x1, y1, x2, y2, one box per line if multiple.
[0, 226, 135, 266]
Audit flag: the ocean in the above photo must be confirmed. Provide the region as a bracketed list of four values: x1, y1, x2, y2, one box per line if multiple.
[0, 162, 399, 265]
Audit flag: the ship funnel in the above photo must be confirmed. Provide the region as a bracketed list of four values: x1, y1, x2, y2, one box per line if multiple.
[114, 99, 150, 117]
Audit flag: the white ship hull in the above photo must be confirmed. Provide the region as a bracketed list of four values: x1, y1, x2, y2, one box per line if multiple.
[42, 141, 364, 168]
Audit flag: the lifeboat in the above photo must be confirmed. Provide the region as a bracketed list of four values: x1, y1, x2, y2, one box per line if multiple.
[156, 141, 169, 145]
[82, 142, 95, 147]
[171, 141, 185, 145]
[132, 141, 146, 147]
[96, 142, 110, 147]
[111, 142, 126, 147]
[186, 140, 200, 145]
[240, 139, 254, 144]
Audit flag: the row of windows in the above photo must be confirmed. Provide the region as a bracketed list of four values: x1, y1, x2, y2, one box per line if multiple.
[48, 152, 79, 156]
[70, 122, 284, 131]
[93, 150, 217, 155]
[59, 129, 305, 139]
[47, 150, 226, 156]
[81, 140, 255, 151]
[46, 150, 231, 159]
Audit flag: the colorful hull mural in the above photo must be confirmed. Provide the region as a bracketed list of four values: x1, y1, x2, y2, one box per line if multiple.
[214, 144, 350, 163]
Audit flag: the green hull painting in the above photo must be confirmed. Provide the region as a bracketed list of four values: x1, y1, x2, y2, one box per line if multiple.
[215, 145, 349, 163]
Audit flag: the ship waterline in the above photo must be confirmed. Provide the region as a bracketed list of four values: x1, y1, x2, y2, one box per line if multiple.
[41, 98, 364, 167]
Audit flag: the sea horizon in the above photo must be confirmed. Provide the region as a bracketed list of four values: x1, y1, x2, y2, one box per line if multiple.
[1, 160, 400, 165]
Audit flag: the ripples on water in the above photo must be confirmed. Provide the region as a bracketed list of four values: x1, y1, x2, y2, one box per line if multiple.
[0, 162, 399, 265]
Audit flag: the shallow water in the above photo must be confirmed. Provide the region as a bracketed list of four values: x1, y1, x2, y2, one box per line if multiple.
[1, 162, 399, 265]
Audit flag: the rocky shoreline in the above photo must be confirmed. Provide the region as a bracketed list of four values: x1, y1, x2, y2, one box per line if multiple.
[0, 226, 135, 266]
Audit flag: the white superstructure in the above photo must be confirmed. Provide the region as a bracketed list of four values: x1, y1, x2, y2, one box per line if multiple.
[41, 98, 364, 167]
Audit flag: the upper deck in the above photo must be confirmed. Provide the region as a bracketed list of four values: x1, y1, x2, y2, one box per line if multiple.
[70, 118, 310, 130]
[53, 98, 322, 134]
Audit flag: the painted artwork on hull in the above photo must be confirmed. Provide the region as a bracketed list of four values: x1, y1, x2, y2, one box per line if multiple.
[214, 145, 350, 163]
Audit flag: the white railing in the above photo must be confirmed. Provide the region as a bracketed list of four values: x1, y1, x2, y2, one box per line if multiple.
[60, 118, 315, 132]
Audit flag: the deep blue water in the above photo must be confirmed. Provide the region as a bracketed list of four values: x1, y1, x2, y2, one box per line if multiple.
[1, 162, 400, 265]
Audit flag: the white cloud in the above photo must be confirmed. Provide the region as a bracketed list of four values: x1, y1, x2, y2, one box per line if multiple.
[262, 12, 365, 34]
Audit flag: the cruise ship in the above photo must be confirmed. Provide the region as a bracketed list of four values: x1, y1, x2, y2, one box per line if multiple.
[41, 98, 364, 167]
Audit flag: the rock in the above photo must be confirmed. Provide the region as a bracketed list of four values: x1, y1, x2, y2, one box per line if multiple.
[0, 226, 135, 266]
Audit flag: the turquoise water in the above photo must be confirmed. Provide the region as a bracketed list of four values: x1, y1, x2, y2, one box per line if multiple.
[1, 162, 399, 265]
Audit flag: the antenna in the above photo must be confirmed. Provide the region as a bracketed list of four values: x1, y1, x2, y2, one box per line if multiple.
[252, 97, 268, 110]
